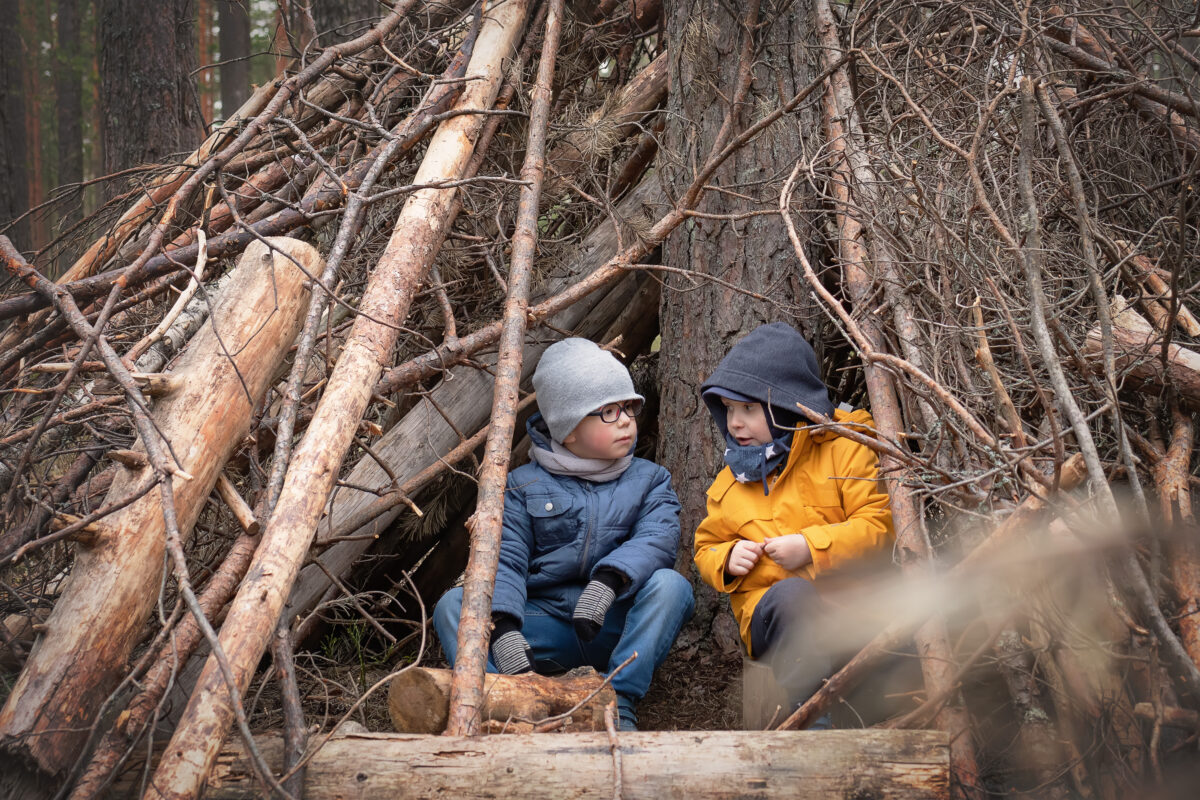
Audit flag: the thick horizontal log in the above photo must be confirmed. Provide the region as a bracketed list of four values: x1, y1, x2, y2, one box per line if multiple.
[114, 729, 949, 799]
[388, 666, 615, 733]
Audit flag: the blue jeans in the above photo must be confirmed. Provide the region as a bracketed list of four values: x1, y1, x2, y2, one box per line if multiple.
[433, 568, 694, 702]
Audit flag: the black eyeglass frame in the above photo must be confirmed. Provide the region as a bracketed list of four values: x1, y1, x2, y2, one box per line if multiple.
[585, 398, 644, 423]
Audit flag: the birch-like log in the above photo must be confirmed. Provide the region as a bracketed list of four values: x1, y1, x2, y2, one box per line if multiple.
[143, 4, 531, 797]
[0, 238, 316, 786]
[446, 0, 565, 737]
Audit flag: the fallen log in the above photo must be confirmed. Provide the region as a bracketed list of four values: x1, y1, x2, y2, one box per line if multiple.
[1084, 297, 1200, 404]
[0, 238, 316, 788]
[113, 729, 949, 800]
[389, 666, 615, 734]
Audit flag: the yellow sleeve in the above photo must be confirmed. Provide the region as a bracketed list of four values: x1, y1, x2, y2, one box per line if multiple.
[693, 473, 744, 593]
[802, 439, 894, 576]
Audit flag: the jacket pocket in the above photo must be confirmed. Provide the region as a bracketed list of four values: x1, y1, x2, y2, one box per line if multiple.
[525, 491, 577, 548]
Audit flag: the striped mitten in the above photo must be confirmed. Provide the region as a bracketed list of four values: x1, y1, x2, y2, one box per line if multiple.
[490, 615, 533, 674]
[573, 570, 624, 642]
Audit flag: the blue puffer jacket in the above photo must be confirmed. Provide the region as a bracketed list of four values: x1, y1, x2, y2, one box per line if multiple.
[492, 417, 682, 624]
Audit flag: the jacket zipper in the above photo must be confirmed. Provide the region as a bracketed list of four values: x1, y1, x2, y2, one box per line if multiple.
[578, 482, 596, 579]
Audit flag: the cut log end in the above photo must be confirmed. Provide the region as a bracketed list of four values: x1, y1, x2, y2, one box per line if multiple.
[387, 667, 449, 734]
[388, 666, 615, 734]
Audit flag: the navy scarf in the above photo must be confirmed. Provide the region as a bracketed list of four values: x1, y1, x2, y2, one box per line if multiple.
[723, 430, 792, 494]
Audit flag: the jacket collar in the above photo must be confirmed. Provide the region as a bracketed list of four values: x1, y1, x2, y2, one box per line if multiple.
[777, 407, 878, 478]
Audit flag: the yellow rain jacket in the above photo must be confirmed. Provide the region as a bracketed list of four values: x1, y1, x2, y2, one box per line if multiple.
[693, 408, 894, 654]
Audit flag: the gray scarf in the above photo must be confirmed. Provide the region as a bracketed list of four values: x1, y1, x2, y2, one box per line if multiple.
[529, 437, 633, 483]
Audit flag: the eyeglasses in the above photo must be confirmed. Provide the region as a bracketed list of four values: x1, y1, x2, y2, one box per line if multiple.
[586, 398, 644, 423]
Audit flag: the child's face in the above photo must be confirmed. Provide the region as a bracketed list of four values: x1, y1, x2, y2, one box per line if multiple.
[563, 400, 638, 460]
[721, 397, 772, 446]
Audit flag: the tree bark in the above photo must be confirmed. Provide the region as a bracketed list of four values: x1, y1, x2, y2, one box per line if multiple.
[390, 666, 616, 734]
[54, 0, 84, 238]
[143, 5, 531, 796]
[1084, 298, 1200, 405]
[217, 0, 251, 120]
[1156, 404, 1200, 668]
[0, 238, 316, 792]
[310, 0, 380, 43]
[98, 0, 203, 182]
[0, 0, 29, 249]
[116, 729, 949, 800]
[659, 0, 826, 632]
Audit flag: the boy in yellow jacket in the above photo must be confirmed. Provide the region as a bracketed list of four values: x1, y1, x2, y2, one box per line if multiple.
[693, 323, 894, 722]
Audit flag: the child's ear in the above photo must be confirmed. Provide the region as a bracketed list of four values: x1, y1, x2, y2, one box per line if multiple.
[562, 430, 577, 445]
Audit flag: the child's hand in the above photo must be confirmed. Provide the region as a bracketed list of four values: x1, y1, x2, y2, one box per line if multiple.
[763, 534, 813, 571]
[726, 540, 765, 576]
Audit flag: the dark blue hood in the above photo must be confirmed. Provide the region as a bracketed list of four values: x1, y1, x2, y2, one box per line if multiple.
[701, 322, 833, 437]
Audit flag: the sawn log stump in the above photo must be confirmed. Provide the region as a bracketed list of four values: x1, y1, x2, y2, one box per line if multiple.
[388, 666, 615, 733]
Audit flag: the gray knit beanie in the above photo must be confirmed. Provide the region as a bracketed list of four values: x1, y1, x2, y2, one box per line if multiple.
[532, 338, 644, 443]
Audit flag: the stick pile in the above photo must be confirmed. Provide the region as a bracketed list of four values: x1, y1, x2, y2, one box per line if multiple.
[1, 2, 1199, 798]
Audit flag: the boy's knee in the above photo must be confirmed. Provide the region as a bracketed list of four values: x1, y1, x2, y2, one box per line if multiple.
[762, 576, 818, 610]
[643, 569, 695, 615]
[433, 587, 464, 631]
[752, 577, 819, 646]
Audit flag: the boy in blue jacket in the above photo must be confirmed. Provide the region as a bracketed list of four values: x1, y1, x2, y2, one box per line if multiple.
[433, 338, 694, 731]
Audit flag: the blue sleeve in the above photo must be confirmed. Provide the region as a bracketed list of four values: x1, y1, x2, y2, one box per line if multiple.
[594, 465, 681, 600]
[492, 475, 532, 623]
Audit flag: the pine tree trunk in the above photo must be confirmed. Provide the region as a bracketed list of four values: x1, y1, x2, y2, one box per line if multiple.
[658, 0, 826, 635]
[0, 0, 29, 249]
[217, 0, 251, 117]
[310, 0, 381, 42]
[98, 0, 203, 182]
[54, 0, 83, 239]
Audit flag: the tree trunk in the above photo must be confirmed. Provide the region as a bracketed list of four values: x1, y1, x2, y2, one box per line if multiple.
[389, 666, 616, 734]
[54, 0, 83, 239]
[98, 0, 203, 182]
[659, 0, 825, 630]
[21, 1, 47, 250]
[0, 0, 29, 249]
[0, 238, 317, 794]
[116, 729, 949, 799]
[217, 0, 251, 119]
[310, 0, 380, 43]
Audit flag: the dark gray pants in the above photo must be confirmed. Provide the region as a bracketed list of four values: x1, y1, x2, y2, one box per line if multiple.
[749, 577, 831, 708]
